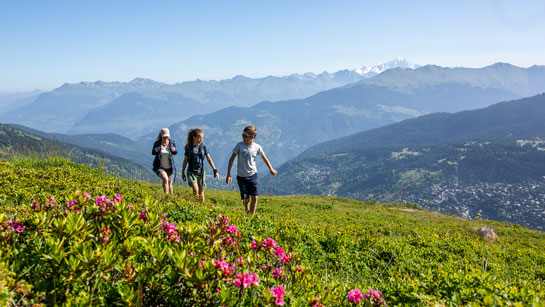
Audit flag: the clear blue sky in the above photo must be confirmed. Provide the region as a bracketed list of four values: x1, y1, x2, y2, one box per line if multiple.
[1, 0, 544, 92]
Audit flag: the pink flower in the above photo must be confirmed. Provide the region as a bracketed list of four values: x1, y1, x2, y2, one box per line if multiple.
[214, 259, 229, 271]
[281, 254, 291, 264]
[216, 288, 221, 293]
[103, 237, 109, 243]
[274, 245, 285, 257]
[269, 286, 286, 306]
[127, 204, 133, 210]
[297, 265, 304, 272]
[251, 240, 257, 250]
[139, 210, 147, 220]
[8, 221, 25, 233]
[238, 257, 243, 265]
[261, 238, 276, 248]
[218, 214, 229, 225]
[225, 225, 239, 235]
[272, 268, 283, 279]
[114, 193, 124, 203]
[234, 273, 259, 288]
[363, 288, 382, 299]
[348, 288, 363, 305]
[82, 193, 91, 199]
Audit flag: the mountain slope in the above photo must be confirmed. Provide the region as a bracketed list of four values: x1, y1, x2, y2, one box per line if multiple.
[263, 94, 545, 230]
[7, 123, 151, 168]
[302, 93, 545, 155]
[0, 124, 155, 181]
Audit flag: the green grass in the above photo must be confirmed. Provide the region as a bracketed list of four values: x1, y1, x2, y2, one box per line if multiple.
[1, 157, 544, 306]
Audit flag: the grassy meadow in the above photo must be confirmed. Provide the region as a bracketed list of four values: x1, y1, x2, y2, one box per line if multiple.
[1, 157, 544, 306]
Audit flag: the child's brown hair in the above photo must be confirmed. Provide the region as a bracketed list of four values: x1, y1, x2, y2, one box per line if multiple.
[243, 126, 257, 137]
[185, 128, 203, 149]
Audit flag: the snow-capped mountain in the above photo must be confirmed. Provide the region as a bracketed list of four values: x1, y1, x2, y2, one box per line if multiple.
[356, 57, 420, 77]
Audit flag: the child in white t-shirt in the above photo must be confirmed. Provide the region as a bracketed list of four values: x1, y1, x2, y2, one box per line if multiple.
[226, 125, 277, 215]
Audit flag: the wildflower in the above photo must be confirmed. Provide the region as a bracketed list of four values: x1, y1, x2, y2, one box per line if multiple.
[363, 288, 382, 299]
[237, 257, 243, 265]
[234, 273, 259, 288]
[251, 240, 257, 250]
[261, 238, 276, 248]
[8, 221, 25, 233]
[281, 254, 291, 264]
[225, 225, 239, 235]
[297, 265, 304, 272]
[31, 201, 40, 212]
[139, 210, 147, 220]
[82, 193, 91, 199]
[274, 245, 285, 257]
[272, 268, 284, 279]
[268, 285, 286, 306]
[348, 288, 363, 305]
[114, 193, 124, 203]
[103, 237, 109, 243]
[127, 204, 133, 210]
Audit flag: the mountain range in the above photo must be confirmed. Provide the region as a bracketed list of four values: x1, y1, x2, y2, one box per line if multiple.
[145, 63, 545, 174]
[0, 58, 418, 138]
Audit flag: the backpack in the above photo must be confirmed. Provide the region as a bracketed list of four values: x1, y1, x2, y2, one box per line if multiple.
[188, 144, 205, 173]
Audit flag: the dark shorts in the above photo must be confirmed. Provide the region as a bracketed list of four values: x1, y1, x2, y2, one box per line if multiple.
[237, 174, 258, 200]
[155, 167, 174, 182]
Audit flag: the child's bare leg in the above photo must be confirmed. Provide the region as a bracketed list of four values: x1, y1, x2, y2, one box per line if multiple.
[168, 180, 174, 194]
[191, 184, 199, 195]
[159, 172, 169, 194]
[249, 195, 259, 215]
[242, 198, 250, 213]
[199, 191, 205, 203]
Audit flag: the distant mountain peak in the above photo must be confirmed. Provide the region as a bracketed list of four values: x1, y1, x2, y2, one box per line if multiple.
[356, 58, 420, 77]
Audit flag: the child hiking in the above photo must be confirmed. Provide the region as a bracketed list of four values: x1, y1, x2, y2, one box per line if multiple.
[226, 125, 277, 215]
[152, 128, 177, 194]
[181, 129, 219, 203]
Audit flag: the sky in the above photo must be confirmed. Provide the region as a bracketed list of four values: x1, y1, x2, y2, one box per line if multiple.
[1, 0, 545, 92]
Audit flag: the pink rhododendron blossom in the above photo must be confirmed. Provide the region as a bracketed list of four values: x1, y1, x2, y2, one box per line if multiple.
[261, 238, 276, 248]
[8, 221, 25, 233]
[82, 193, 91, 199]
[217, 214, 229, 225]
[363, 288, 382, 299]
[281, 254, 291, 264]
[214, 259, 229, 271]
[251, 240, 257, 250]
[274, 245, 285, 257]
[238, 257, 243, 265]
[272, 268, 284, 279]
[225, 225, 238, 235]
[348, 288, 363, 304]
[114, 193, 124, 203]
[234, 273, 259, 288]
[269, 286, 286, 306]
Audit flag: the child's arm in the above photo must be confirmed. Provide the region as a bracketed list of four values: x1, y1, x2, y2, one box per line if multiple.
[226, 153, 237, 184]
[152, 142, 160, 155]
[181, 156, 188, 181]
[261, 153, 277, 176]
[206, 154, 219, 179]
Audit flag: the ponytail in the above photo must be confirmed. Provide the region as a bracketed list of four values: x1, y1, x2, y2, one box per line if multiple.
[186, 128, 203, 149]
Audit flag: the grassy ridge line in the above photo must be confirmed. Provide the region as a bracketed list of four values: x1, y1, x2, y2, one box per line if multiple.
[1, 158, 545, 305]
